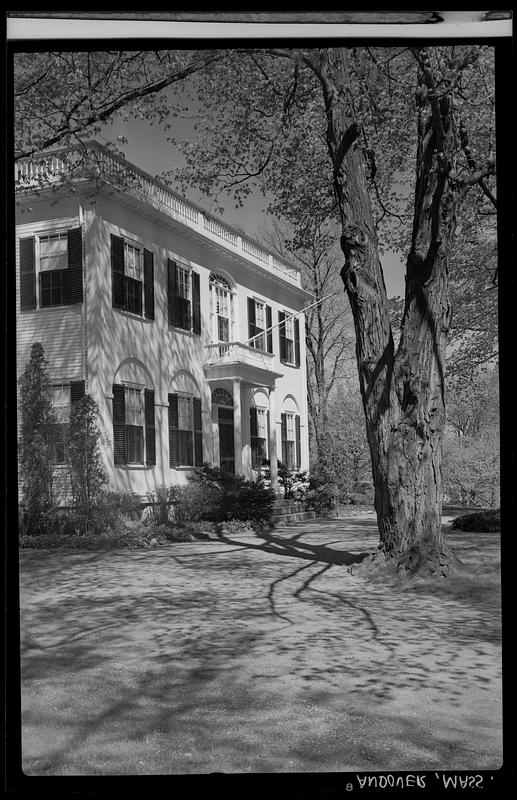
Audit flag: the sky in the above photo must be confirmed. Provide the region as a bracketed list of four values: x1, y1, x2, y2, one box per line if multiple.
[100, 92, 407, 299]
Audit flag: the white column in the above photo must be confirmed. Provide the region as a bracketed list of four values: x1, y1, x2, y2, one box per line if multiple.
[212, 402, 220, 469]
[269, 387, 278, 491]
[233, 378, 243, 475]
[242, 386, 253, 480]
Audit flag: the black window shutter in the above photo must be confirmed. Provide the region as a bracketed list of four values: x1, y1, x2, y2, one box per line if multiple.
[192, 271, 201, 334]
[111, 234, 125, 309]
[281, 413, 287, 466]
[266, 305, 273, 353]
[168, 260, 177, 326]
[294, 317, 301, 367]
[112, 384, 126, 465]
[68, 227, 83, 304]
[249, 406, 258, 438]
[250, 406, 258, 469]
[248, 297, 256, 342]
[144, 388, 156, 466]
[295, 415, 301, 469]
[193, 396, 203, 466]
[19, 236, 36, 310]
[281, 413, 287, 441]
[168, 393, 179, 467]
[143, 249, 154, 320]
[70, 380, 85, 406]
[278, 311, 287, 363]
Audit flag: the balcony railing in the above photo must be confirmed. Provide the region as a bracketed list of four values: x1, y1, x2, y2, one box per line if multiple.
[16, 141, 302, 287]
[205, 341, 276, 369]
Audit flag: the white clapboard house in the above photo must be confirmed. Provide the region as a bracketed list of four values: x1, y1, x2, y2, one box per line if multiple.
[15, 142, 312, 500]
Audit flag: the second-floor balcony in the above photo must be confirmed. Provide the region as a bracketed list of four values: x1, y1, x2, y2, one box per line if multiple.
[203, 341, 283, 388]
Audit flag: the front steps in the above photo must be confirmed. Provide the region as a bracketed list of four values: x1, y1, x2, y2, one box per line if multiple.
[270, 499, 316, 527]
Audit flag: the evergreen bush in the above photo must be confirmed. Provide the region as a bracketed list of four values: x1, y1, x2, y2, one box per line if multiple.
[190, 465, 276, 523]
[18, 343, 56, 535]
[67, 395, 107, 523]
[451, 508, 500, 533]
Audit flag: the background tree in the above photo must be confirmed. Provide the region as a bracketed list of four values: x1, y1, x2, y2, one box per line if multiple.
[18, 342, 55, 534]
[442, 368, 499, 507]
[67, 395, 107, 525]
[259, 217, 355, 462]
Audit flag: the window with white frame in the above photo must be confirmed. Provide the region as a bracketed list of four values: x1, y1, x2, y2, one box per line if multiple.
[176, 266, 191, 330]
[19, 227, 83, 312]
[284, 315, 295, 364]
[167, 260, 201, 334]
[250, 406, 268, 469]
[123, 241, 143, 316]
[112, 381, 155, 467]
[168, 391, 203, 467]
[125, 386, 144, 464]
[279, 309, 300, 367]
[111, 234, 154, 320]
[210, 273, 233, 343]
[39, 233, 70, 307]
[281, 410, 301, 470]
[254, 301, 266, 350]
[50, 383, 71, 463]
[248, 297, 273, 353]
[177, 395, 193, 465]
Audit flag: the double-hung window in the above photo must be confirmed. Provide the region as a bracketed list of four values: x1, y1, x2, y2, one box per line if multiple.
[250, 406, 268, 469]
[112, 383, 156, 467]
[19, 227, 83, 311]
[168, 393, 203, 467]
[39, 234, 69, 307]
[176, 266, 191, 330]
[123, 242, 143, 316]
[111, 234, 154, 319]
[279, 310, 301, 367]
[210, 273, 233, 342]
[168, 260, 201, 334]
[50, 384, 71, 463]
[281, 412, 301, 470]
[248, 297, 273, 353]
[125, 386, 144, 464]
[49, 380, 85, 464]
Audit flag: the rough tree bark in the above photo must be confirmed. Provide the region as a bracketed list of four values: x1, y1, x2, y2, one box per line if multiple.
[311, 47, 463, 575]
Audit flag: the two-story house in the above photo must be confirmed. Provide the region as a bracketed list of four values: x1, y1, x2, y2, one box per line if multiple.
[15, 143, 312, 500]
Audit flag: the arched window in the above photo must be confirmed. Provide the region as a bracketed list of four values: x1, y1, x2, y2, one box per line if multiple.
[112, 361, 155, 467]
[281, 397, 301, 471]
[209, 272, 234, 343]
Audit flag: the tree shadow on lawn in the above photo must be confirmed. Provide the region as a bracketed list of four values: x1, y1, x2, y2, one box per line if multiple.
[19, 523, 502, 775]
[21, 594, 502, 775]
[217, 526, 374, 568]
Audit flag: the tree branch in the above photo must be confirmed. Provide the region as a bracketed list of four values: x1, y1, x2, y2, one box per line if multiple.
[15, 50, 233, 160]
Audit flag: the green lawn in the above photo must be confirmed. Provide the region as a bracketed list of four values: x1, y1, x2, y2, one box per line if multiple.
[19, 515, 502, 775]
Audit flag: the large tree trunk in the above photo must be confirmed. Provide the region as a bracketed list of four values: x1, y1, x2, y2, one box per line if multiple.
[316, 48, 460, 575]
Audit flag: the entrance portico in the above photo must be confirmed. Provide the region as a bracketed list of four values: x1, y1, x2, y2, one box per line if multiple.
[204, 343, 283, 489]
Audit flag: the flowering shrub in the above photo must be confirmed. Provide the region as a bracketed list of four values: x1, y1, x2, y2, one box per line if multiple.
[260, 462, 310, 502]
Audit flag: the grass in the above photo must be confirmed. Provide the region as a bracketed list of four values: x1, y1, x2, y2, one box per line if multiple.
[18, 514, 502, 775]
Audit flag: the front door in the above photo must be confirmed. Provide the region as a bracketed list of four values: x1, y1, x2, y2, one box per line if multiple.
[218, 406, 235, 474]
